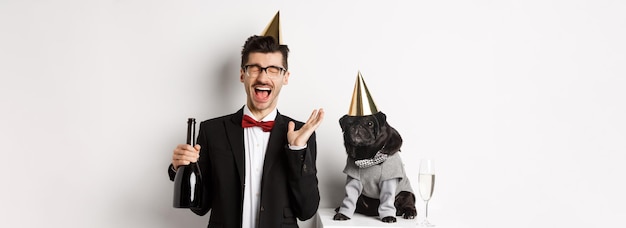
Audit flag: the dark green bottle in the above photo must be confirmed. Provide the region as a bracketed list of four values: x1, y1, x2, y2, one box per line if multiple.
[173, 118, 203, 208]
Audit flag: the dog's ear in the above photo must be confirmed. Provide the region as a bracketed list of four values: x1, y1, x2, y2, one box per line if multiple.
[382, 126, 403, 155]
[377, 111, 403, 155]
[339, 115, 349, 131]
[374, 112, 387, 125]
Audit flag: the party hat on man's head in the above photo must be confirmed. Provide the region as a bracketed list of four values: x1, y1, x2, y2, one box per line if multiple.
[348, 71, 379, 116]
[261, 11, 283, 44]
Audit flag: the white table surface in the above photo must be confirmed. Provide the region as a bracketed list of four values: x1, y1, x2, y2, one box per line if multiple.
[315, 208, 419, 228]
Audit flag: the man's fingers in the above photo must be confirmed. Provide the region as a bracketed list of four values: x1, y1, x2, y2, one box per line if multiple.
[305, 108, 325, 129]
[172, 144, 200, 163]
[175, 144, 199, 153]
[314, 108, 324, 125]
[172, 152, 199, 161]
[173, 159, 191, 166]
[288, 121, 296, 132]
[306, 109, 319, 123]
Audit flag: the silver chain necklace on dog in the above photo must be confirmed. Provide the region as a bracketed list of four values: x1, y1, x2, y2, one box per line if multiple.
[354, 145, 388, 168]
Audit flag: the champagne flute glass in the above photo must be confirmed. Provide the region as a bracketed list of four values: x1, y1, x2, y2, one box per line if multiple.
[418, 159, 436, 227]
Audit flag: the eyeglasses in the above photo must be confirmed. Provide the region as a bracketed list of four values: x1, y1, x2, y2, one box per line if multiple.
[243, 64, 286, 78]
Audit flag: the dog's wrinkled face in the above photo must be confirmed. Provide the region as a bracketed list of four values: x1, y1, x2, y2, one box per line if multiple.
[339, 112, 402, 160]
[340, 114, 381, 147]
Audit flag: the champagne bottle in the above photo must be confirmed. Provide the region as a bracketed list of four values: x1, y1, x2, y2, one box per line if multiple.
[173, 118, 203, 208]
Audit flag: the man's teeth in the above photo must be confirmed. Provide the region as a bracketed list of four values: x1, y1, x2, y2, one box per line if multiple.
[256, 87, 271, 91]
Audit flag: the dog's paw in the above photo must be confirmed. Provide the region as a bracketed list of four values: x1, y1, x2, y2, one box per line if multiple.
[403, 208, 417, 219]
[333, 213, 351, 221]
[381, 216, 397, 223]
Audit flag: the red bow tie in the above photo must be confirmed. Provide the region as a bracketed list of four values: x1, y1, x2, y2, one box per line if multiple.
[242, 115, 275, 132]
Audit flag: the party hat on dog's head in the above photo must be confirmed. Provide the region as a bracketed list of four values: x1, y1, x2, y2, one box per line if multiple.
[348, 71, 379, 116]
[261, 11, 283, 44]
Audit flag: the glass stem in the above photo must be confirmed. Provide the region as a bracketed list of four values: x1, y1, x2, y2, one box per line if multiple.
[425, 200, 429, 220]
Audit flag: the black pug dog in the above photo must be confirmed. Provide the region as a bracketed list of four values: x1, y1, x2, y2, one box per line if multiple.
[333, 111, 417, 223]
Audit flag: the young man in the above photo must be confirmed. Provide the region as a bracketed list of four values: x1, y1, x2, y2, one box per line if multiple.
[168, 34, 324, 227]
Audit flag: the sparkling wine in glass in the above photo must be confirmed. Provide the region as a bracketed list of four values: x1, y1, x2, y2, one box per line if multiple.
[419, 159, 435, 227]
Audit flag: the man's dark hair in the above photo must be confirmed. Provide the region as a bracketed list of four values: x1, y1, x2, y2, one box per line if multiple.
[241, 35, 290, 70]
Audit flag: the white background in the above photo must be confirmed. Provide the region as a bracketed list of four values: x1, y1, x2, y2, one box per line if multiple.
[1, 0, 625, 227]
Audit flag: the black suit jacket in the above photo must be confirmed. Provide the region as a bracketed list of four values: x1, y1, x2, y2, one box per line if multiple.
[169, 107, 320, 227]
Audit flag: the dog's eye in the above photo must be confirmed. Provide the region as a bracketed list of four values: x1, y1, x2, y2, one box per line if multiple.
[367, 121, 374, 127]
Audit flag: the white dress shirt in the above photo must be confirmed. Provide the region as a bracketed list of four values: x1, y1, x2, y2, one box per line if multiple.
[241, 106, 307, 227]
[241, 106, 275, 228]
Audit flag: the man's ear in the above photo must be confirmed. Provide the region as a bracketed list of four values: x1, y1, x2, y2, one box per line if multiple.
[282, 71, 290, 85]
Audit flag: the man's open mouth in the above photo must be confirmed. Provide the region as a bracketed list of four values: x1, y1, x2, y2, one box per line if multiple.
[254, 87, 271, 100]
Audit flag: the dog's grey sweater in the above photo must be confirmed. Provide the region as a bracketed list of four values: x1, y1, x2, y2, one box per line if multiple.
[338, 153, 413, 218]
[343, 153, 413, 198]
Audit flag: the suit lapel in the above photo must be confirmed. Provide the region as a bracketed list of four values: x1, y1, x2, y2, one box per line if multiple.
[226, 108, 246, 187]
[262, 113, 287, 184]
[228, 108, 288, 192]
